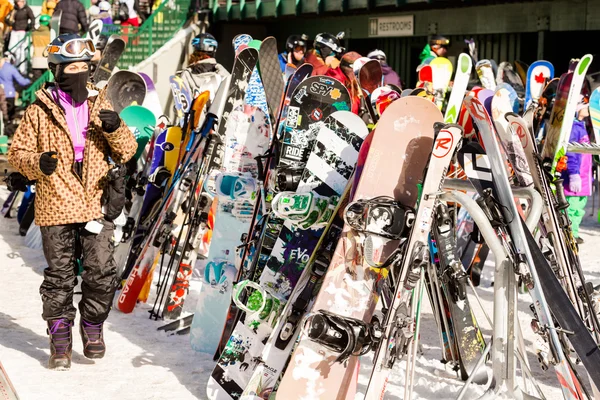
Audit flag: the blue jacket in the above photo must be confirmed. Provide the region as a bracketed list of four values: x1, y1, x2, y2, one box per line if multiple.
[0, 62, 31, 98]
[278, 52, 288, 72]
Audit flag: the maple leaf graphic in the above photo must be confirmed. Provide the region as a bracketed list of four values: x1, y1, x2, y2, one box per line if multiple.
[534, 72, 546, 83]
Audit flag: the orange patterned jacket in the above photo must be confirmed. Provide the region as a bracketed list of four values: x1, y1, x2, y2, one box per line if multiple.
[8, 84, 137, 226]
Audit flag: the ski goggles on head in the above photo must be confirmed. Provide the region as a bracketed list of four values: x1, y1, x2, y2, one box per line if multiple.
[44, 38, 96, 59]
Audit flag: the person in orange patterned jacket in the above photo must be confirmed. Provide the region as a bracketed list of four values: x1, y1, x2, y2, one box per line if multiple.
[8, 34, 137, 371]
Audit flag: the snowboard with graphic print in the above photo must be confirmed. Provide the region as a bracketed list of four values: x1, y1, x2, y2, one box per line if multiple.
[277, 76, 351, 170]
[189, 46, 268, 354]
[92, 34, 126, 84]
[276, 96, 442, 400]
[209, 62, 315, 363]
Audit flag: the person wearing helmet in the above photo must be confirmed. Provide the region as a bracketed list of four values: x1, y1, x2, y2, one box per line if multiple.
[98, 1, 113, 27]
[7, 34, 137, 371]
[31, 14, 52, 81]
[367, 49, 402, 88]
[417, 34, 449, 71]
[306, 32, 347, 80]
[0, 50, 29, 122]
[181, 32, 229, 99]
[278, 34, 308, 72]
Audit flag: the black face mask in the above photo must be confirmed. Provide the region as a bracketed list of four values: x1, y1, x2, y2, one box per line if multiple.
[56, 70, 89, 104]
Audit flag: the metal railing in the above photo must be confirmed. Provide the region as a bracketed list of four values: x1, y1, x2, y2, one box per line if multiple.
[104, 0, 193, 69]
[8, 31, 32, 74]
[20, 70, 53, 106]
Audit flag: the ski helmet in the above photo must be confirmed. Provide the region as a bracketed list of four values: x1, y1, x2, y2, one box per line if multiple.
[367, 49, 386, 62]
[313, 32, 345, 58]
[191, 33, 218, 57]
[429, 35, 450, 47]
[39, 14, 51, 26]
[98, 1, 111, 11]
[46, 34, 95, 74]
[285, 34, 308, 54]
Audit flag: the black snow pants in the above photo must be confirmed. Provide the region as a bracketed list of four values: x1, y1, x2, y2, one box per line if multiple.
[39, 219, 117, 323]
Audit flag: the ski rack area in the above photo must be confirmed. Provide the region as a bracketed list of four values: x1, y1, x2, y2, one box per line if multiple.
[441, 180, 546, 400]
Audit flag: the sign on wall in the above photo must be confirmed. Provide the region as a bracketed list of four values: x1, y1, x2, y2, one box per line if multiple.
[368, 15, 414, 37]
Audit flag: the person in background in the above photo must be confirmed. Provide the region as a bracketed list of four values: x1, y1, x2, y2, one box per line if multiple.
[0, 51, 30, 122]
[31, 14, 52, 81]
[119, 0, 140, 27]
[0, 0, 13, 45]
[306, 32, 346, 82]
[278, 34, 308, 72]
[417, 34, 449, 71]
[562, 99, 592, 244]
[41, 0, 57, 16]
[181, 32, 229, 98]
[88, 5, 101, 22]
[98, 1, 113, 26]
[6, 0, 34, 74]
[54, 0, 88, 35]
[367, 49, 402, 89]
[8, 33, 137, 371]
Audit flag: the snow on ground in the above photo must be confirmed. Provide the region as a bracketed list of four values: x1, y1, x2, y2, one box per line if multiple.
[1, 183, 599, 400]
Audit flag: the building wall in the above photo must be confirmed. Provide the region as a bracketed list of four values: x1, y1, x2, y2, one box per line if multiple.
[214, 0, 600, 86]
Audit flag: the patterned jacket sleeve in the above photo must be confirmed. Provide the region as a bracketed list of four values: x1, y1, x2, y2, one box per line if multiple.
[7, 105, 45, 181]
[98, 95, 137, 164]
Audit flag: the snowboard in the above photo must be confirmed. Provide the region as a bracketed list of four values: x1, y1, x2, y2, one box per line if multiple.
[277, 76, 351, 171]
[210, 63, 315, 359]
[525, 60, 554, 109]
[365, 124, 463, 399]
[237, 112, 368, 400]
[257, 36, 285, 126]
[0, 359, 18, 400]
[120, 105, 155, 161]
[107, 71, 147, 113]
[86, 19, 103, 47]
[139, 72, 164, 119]
[50, 10, 61, 41]
[92, 35, 126, 84]
[188, 47, 261, 353]
[277, 97, 441, 399]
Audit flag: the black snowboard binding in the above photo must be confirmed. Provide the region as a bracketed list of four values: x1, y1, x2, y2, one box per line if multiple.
[344, 196, 415, 240]
[303, 309, 380, 363]
[274, 167, 303, 192]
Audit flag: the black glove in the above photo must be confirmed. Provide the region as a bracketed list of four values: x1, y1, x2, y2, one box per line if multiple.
[39, 151, 58, 176]
[99, 109, 121, 133]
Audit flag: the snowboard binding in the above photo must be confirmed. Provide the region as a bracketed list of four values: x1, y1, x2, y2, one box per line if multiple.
[382, 302, 413, 369]
[344, 196, 415, 240]
[271, 191, 338, 230]
[212, 173, 257, 201]
[302, 309, 380, 363]
[273, 167, 303, 192]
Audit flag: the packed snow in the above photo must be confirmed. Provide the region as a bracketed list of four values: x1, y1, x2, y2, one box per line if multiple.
[1, 184, 599, 399]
